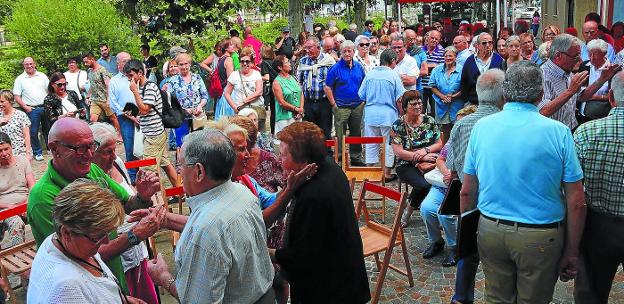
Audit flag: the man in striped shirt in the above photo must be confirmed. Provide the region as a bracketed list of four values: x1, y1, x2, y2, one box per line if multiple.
[124, 59, 180, 188]
[422, 30, 445, 115]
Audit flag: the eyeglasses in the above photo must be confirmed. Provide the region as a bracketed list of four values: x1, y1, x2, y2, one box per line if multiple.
[481, 41, 494, 46]
[560, 51, 580, 61]
[57, 141, 99, 155]
[240, 60, 251, 65]
[359, 43, 370, 47]
[75, 230, 109, 245]
[55, 82, 67, 88]
[408, 100, 423, 107]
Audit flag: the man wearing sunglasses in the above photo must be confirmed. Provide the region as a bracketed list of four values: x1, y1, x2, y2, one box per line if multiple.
[28, 117, 163, 295]
[460, 32, 505, 105]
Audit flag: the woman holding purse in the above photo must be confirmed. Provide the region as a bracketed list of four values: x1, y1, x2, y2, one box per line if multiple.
[390, 90, 442, 229]
[223, 49, 266, 129]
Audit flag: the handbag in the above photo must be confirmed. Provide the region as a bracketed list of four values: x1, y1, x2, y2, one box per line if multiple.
[192, 112, 208, 130]
[133, 126, 144, 159]
[424, 167, 447, 188]
[141, 82, 185, 128]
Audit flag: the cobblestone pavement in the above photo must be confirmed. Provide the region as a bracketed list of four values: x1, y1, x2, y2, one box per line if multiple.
[22, 149, 624, 304]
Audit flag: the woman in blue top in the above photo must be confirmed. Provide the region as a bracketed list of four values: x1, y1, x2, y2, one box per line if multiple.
[428, 46, 464, 144]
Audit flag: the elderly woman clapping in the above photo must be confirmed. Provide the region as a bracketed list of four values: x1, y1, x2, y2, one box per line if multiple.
[28, 179, 150, 303]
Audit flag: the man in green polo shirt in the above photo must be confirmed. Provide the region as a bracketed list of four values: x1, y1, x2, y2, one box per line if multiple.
[27, 117, 162, 293]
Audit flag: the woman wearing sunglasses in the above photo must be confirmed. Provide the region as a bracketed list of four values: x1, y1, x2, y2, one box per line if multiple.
[28, 179, 146, 303]
[354, 35, 379, 72]
[42, 72, 86, 141]
[223, 48, 266, 128]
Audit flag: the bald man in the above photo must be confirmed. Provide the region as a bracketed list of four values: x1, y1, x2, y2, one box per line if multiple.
[27, 117, 162, 294]
[580, 21, 616, 62]
[108, 52, 139, 180]
[405, 29, 429, 95]
[453, 35, 472, 66]
[322, 37, 340, 61]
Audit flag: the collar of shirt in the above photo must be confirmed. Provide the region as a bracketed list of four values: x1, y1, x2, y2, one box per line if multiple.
[503, 101, 538, 112]
[186, 181, 235, 211]
[543, 59, 569, 79]
[337, 58, 355, 69]
[608, 107, 624, 116]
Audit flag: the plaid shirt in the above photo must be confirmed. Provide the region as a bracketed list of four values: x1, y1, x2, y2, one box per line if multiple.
[297, 53, 333, 100]
[446, 104, 500, 182]
[574, 107, 624, 216]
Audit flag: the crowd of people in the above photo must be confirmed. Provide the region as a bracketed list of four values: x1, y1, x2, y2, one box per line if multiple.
[0, 9, 623, 304]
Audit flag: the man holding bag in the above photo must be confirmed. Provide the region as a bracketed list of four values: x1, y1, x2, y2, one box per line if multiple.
[124, 59, 180, 188]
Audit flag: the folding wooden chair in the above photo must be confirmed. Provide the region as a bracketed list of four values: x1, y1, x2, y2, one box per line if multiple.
[0, 202, 34, 304]
[325, 138, 339, 163]
[343, 136, 387, 222]
[356, 180, 413, 304]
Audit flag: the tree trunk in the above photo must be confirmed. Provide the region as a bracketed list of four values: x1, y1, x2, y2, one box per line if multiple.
[392, 0, 398, 20]
[288, 0, 303, 37]
[353, 0, 366, 30]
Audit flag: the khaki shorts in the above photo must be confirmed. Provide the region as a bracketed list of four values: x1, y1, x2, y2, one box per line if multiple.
[90, 100, 114, 117]
[143, 132, 171, 170]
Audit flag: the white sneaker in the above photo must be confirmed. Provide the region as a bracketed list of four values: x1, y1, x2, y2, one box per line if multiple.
[34, 154, 44, 161]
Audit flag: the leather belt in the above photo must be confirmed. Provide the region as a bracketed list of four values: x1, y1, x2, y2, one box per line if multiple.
[482, 214, 562, 229]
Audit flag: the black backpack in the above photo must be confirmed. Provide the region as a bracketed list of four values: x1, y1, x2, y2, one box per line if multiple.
[142, 82, 185, 128]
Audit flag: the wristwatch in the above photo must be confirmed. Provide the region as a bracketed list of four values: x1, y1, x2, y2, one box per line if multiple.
[127, 230, 141, 246]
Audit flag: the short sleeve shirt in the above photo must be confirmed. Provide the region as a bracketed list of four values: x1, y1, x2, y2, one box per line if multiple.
[394, 55, 420, 90]
[391, 115, 440, 166]
[227, 70, 264, 107]
[0, 155, 32, 205]
[139, 82, 165, 137]
[12, 71, 49, 106]
[89, 67, 112, 102]
[0, 110, 31, 156]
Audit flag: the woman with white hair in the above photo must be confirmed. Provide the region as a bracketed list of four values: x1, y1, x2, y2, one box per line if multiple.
[578, 39, 613, 122]
[502, 35, 523, 70]
[354, 35, 379, 72]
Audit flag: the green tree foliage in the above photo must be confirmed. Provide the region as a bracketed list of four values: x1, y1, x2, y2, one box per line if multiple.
[6, 0, 139, 72]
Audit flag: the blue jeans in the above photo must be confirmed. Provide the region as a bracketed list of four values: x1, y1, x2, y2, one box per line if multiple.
[117, 115, 136, 182]
[420, 186, 458, 247]
[452, 253, 480, 304]
[26, 107, 44, 156]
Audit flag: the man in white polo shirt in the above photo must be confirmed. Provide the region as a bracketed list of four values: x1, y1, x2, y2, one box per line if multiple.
[12, 57, 49, 161]
[391, 36, 420, 93]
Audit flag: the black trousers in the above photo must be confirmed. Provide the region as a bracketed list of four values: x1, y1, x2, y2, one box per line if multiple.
[396, 164, 431, 208]
[423, 87, 436, 117]
[574, 209, 624, 303]
[303, 97, 332, 140]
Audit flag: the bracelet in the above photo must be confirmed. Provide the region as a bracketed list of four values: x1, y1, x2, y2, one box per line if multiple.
[166, 277, 176, 293]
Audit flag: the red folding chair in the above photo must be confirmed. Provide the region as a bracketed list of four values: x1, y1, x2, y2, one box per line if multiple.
[0, 202, 35, 304]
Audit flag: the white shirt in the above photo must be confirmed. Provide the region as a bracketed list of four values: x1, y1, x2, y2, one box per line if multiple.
[354, 53, 379, 72]
[12, 71, 49, 106]
[394, 54, 420, 90]
[27, 235, 122, 304]
[227, 70, 264, 107]
[60, 95, 78, 114]
[587, 61, 610, 96]
[64, 70, 88, 98]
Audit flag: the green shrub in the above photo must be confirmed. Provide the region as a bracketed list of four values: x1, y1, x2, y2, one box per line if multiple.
[0, 45, 26, 89]
[6, 0, 139, 73]
[251, 18, 289, 45]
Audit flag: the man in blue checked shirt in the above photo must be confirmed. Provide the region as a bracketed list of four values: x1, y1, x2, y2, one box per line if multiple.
[297, 37, 336, 140]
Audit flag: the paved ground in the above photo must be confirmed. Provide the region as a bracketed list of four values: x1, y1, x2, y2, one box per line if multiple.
[15, 146, 624, 303]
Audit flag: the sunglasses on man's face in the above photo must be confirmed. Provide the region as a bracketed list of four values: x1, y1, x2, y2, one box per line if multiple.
[481, 41, 494, 46]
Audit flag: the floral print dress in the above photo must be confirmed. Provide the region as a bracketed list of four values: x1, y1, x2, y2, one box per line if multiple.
[390, 114, 440, 167]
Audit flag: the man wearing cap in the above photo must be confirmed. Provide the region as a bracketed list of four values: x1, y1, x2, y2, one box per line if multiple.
[275, 28, 297, 60]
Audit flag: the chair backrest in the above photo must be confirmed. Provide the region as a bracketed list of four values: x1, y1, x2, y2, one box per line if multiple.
[124, 158, 164, 202]
[0, 202, 27, 221]
[342, 136, 385, 176]
[356, 180, 408, 241]
[325, 138, 339, 163]
[165, 186, 186, 214]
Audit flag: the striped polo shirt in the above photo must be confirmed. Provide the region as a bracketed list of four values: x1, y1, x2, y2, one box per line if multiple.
[422, 44, 445, 88]
[139, 82, 165, 137]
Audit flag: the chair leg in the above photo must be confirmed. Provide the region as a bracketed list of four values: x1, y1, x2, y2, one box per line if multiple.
[400, 236, 414, 287]
[374, 253, 383, 271]
[372, 247, 395, 304]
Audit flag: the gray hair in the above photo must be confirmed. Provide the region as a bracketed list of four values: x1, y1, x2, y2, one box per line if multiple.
[444, 46, 458, 56]
[306, 36, 321, 47]
[340, 40, 356, 52]
[379, 49, 398, 66]
[548, 34, 581, 59]
[503, 61, 544, 103]
[476, 69, 506, 105]
[354, 35, 369, 46]
[538, 41, 552, 61]
[89, 122, 117, 146]
[349, 23, 357, 31]
[476, 32, 492, 45]
[505, 35, 521, 47]
[612, 71, 624, 107]
[182, 129, 235, 182]
[391, 35, 406, 44]
[587, 39, 608, 53]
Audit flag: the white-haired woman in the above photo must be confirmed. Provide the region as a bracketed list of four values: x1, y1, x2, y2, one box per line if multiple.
[502, 35, 523, 70]
[89, 122, 158, 303]
[354, 35, 379, 72]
